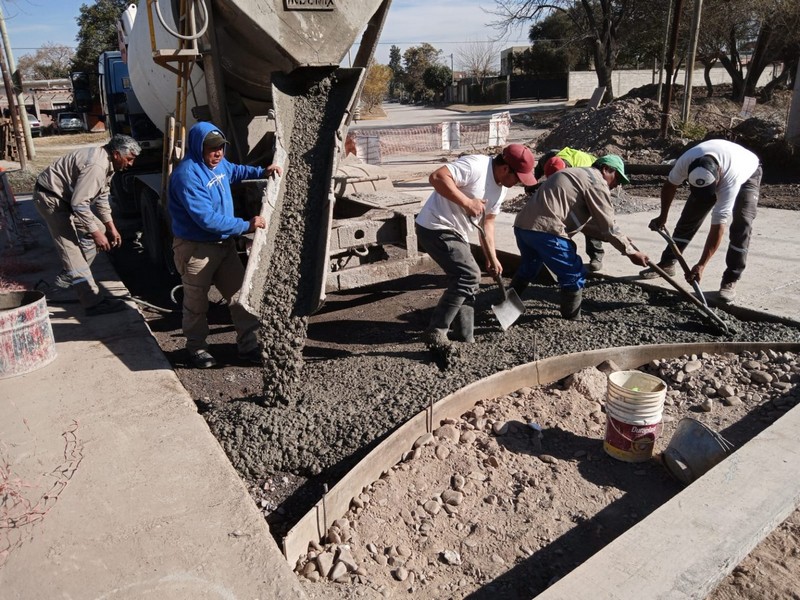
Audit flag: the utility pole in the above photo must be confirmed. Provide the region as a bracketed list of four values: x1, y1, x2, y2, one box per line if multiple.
[656, 0, 675, 105]
[681, 0, 704, 123]
[787, 61, 800, 144]
[660, 0, 685, 138]
[0, 6, 34, 160]
[0, 41, 26, 170]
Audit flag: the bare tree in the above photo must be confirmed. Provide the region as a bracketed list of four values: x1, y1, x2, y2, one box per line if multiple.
[16, 43, 74, 80]
[456, 38, 501, 93]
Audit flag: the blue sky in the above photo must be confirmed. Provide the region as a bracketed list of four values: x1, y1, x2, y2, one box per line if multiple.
[2, 0, 531, 68]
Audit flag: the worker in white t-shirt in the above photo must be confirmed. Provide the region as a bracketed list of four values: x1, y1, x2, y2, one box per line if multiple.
[641, 139, 761, 303]
[415, 144, 536, 349]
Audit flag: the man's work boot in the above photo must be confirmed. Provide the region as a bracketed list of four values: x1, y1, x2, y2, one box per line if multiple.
[718, 280, 737, 303]
[586, 238, 604, 273]
[559, 288, 582, 320]
[423, 297, 462, 349]
[639, 262, 676, 279]
[509, 276, 529, 298]
[451, 304, 475, 343]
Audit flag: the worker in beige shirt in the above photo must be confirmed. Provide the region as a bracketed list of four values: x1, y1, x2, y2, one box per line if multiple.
[512, 155, 649, 320]
[34, 134, 141, 316]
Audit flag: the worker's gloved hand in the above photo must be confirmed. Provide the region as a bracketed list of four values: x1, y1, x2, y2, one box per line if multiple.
[627, 251, 649, 267]
[687, 263, 704, 283]
[91, 230, 111, 252]
[648, 216, 666, 231]
[247, 215, 266, 233]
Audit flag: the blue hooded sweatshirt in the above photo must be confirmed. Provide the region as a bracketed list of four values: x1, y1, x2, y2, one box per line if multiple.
[168, 121, 264, 242]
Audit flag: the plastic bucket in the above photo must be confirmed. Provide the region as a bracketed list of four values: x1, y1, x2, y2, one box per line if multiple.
[603, 370, 667, 462]
[662, 417, 734, 485]
[0, 290, 57, 379]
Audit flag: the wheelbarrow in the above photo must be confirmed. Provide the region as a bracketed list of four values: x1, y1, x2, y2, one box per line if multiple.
[472, 216, 525, 330]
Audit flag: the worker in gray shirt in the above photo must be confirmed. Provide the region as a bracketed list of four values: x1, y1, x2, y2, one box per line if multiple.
[34, 134, 140, 316]
[512, 155, 649, 320]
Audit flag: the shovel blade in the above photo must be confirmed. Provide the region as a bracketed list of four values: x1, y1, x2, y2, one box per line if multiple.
[491, 289, 525, 331]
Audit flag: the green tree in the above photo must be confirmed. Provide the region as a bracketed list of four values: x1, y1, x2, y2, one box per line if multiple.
[72, 0, 129, 75]
[514, 9, 587, 76]
[490, 0, 634, 101]
[422, 64, 452, 102]
[403, 43, 441, 101]
[17, 43, 74, 80]
[361, 63, 392, 111]
[388, 44, 404, 99]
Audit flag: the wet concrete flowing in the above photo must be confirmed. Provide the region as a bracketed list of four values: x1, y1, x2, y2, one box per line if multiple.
[257, 70, 350, 406]
[206, 278, 800, 486]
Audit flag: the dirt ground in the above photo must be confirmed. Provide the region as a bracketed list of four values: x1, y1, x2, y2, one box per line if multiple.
[14, 91, 800, 598]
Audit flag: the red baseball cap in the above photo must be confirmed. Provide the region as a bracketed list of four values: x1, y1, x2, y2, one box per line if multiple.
[502, 144, 537, 186]
[543, 156, 567, 178]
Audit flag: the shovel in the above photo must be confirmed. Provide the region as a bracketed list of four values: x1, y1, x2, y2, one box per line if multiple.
[472, 217, 525, 330]
[654, 227, 708, 307]
[632, 242, 730, 335]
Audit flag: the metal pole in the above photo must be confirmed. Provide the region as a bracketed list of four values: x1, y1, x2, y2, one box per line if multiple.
[681, 0, 704, 123]
[0, 6, 34, 160]
[656, 0, 675, 105]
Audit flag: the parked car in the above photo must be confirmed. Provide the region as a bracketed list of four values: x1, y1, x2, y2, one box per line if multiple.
[26, 113, 41, 137]
[55, 112, 86, 134]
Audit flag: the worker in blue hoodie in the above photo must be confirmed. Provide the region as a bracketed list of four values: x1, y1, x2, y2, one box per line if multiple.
[169, 121, 282, 369]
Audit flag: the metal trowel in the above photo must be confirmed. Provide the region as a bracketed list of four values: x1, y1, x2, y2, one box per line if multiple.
[472, 215, 525, 330]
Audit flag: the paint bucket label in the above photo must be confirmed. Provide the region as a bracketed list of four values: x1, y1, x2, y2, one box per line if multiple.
[604, 414, 662, 462]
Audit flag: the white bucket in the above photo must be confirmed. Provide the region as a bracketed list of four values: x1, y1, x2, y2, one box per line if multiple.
[604, 370, 667, 462]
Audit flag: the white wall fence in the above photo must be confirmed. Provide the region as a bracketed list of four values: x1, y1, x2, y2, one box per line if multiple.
[568, 66, 779, 101]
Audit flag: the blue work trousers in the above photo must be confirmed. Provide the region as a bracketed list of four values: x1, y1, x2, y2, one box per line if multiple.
[513, 228, 585, 291]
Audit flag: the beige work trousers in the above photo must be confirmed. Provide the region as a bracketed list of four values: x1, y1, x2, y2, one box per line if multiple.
[172, 237, 259, 354]
[33, 185, 104, 308]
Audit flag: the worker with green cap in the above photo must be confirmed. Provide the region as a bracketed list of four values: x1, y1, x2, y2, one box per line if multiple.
[511, 155, 649, 320]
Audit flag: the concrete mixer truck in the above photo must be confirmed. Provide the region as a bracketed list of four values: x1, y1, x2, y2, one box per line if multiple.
[100, 0, 431, 326]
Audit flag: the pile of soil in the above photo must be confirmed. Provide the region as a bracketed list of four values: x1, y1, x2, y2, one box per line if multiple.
[537, 97, 676, 162]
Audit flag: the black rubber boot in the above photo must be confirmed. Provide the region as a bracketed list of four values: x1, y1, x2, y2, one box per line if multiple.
[451, 303, 475, 343]
[559, 288, 582, 320]
[509, 276, 529, 298]
[423, 298, 463, 347]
